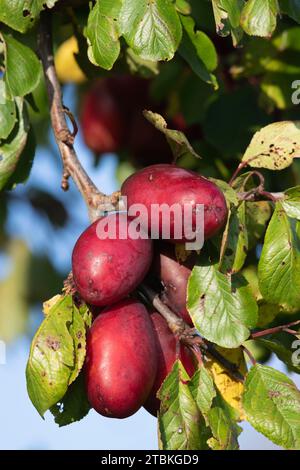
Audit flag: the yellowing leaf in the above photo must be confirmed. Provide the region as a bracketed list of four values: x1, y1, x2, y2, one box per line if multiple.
[206, 347, 247, 420]
[55, 36, 86, 84]
[242, 121, 300, 170]
[43, 295, 63, 316]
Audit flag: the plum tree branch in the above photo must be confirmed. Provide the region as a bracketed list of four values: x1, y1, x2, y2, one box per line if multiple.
[139, 283, 244, 382]
[37, 11, 118, 220]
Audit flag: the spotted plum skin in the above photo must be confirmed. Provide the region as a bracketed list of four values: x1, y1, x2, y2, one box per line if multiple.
[155, 244, 195, 325]
[121, 164, 228, 242]
[72, 213, 153, 306]
[85, 299, 157, 418]
[144, 311, 195, 417]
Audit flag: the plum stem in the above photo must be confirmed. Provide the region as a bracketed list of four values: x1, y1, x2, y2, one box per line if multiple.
[242, 345, 257, 366]
[139, 283, 244, 382]
[37, 12, 118, 220]
[139, 284, 186, 336]
[251, 319, 300, 339]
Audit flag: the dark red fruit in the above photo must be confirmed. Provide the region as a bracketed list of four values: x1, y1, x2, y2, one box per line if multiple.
[155, 244, 195, 325]
[80, 76, 149, 154]
[85, 299, 157, 418]
[72, 213, 153, 306]
[144, 311, 195, 416]
[121, 164, 228, 242]
[80, 79, 125, 153]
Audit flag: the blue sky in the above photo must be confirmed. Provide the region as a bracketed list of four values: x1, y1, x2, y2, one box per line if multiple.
[0, 85, 299, 450]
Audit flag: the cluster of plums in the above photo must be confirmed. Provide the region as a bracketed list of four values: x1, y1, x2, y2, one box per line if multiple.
[80, 75, 197, 166]
[72, 163, 228, 419]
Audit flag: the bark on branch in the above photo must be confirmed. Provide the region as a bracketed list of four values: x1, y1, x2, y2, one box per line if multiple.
[37, 11, 117, 219]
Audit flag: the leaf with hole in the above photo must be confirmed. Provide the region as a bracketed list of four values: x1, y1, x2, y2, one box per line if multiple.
[26, 295, 87, 416]
[242, 121, 300, 170]
[0, 0, 59, 33]
[50, 373, 91, 427]
[158, 360, 208, 450]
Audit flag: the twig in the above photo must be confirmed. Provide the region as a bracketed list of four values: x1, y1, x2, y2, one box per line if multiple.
[251, 319, 300, 339]
[139, 283, 244, 382]
[242, 345, 257, 366]
[37, 11, 116, 219]
[237, 190, 284, 202]
[228, 153, 278, 187]
[139, 284, 186, 336]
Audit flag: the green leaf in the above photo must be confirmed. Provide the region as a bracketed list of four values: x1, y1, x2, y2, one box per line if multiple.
[207, 406, 240, 450]
[219, 202, 248, 274]
[179, 15, 218, 88]
[187, 261, 258, 348]
[143, 110, 201, 161]
[282, 186, 300, 220]
[85, 0, 122, 71]
[212, 0, 244, 45]
[26, 295, 87, 417]
[258, 337, 300, 374]
[243, 364, 300, 449]
[0, 0, 58, 33]
[190, 366, 216, 423]
[258, 203, 300, 308]
[203, 86, 270, 159]
[126, 48, 159, 78]
[190, 364, 241, 449]
[2, 33, 42, 97]
[4, 125, 35, 190]
[245, 201, 271, 249]
[211, 0, 228, 36]
[209, 177, 239, 206]
[220, 0, 245, 28]
[158, 360, 208, 450]
[68, 306, 86, 385]
[0, 98, 30, 191]
[256, 299, 281, 327]
[119, 0, 182, 61]
[0, 80, 16, 140]
[241, 0, 279, 37]
[279, 0, 300, 23]
[50, 373, 91, 427]
[242, 121, 300, 170]
[175, 0, 191, 15]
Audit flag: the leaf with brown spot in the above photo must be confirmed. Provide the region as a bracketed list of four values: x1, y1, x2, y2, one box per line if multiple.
[242, 121, 300, 170]
[26, 295, 87, 417]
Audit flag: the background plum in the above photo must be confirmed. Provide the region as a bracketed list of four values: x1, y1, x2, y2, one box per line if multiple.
[154, 243, 196, 325]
